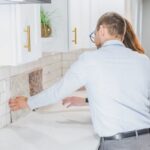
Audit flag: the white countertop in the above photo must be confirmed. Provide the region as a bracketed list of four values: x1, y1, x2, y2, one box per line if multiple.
[0, 91, 100, 150]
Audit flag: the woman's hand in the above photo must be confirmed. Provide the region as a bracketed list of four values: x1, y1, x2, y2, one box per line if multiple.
[9, 96, 29, 111]
[62, 96, 87, 108]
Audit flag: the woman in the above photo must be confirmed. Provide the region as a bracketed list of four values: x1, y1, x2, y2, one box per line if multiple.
[62, 18, 144, 107]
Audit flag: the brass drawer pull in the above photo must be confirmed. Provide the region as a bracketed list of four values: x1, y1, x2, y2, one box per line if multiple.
[72, 27, 77, 45]
[24, 25, 31, 52]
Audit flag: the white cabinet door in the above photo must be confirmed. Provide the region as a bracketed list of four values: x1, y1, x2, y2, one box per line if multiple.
[68, 0, 91, 50]
[0, 5, 13, 66]
[0, 4, 41, 66]
[14, 4, 41, 65]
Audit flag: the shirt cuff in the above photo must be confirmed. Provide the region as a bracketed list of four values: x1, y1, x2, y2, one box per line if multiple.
[27, 97, 37, 110]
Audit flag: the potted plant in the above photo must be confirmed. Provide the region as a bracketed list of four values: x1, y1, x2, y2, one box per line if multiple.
[40, 8, 52, 37]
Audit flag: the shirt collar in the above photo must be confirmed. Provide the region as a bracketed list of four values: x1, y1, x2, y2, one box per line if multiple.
[102, 40, 125, 48]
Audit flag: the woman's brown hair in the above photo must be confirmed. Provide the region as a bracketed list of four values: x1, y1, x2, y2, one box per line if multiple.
[123, 19, 144, 54]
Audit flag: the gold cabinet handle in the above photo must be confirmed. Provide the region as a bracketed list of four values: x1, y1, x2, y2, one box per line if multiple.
[24, 26, 31, 52]
[72, 27, 77, 45]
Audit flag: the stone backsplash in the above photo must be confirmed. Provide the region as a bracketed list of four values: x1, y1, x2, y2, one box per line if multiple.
[0, 48, 94, 128]
[29, 69, 43, 96]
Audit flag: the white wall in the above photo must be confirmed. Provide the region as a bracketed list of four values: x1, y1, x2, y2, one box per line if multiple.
[41, 0, 68, 52]
[142, 0, 150, 56]
[127, 0, 143, 38]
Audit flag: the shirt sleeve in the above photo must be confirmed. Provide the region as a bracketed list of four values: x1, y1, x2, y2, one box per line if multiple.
[28, 53, 88, 110]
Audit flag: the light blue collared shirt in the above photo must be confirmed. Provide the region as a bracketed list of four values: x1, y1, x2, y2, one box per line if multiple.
[28, 40, 150, 137]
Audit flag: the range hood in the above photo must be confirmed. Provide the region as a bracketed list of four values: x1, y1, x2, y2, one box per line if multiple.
[0, 0, 51, 4]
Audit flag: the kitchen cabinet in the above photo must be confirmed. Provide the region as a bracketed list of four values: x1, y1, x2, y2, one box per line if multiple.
[68, 0, 91, 50]
[40, 0, 131, 52]
[41, 0, 91, 52]
[68, 0, 128, 50]
[0, 1, 139, 65]
[0, 4, 41, 66]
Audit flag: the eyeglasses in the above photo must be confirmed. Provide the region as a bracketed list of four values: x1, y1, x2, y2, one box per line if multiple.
[89, 30, 96, 43]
